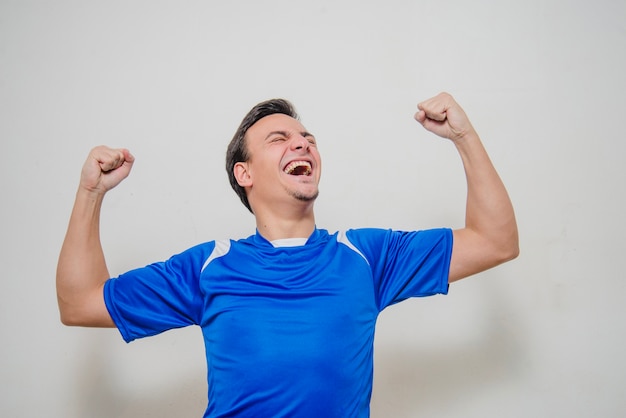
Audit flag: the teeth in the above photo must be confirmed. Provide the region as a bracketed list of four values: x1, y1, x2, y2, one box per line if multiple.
[284, 161, 312, 175]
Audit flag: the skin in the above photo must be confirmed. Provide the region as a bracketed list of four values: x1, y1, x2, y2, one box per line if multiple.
[414, 93, 519, 281]
[233, 113, 322, 241]
[56, 147, 134, 327]
[56, 92, 518, 327]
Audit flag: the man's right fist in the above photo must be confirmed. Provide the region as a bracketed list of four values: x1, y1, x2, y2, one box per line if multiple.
[80, 146, 134, 194]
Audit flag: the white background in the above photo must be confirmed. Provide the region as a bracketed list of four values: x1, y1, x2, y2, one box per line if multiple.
[1, 1, 625, 416]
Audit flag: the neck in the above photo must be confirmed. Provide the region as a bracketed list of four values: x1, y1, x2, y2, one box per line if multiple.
[253, 202, 316, 241]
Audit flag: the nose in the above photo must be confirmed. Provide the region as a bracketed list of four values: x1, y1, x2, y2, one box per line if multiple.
[291, 134, 309, 151]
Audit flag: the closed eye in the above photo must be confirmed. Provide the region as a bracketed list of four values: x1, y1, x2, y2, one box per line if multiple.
[265, 130, 316, 145]
[265, 131, 289, 143]
[303, 132, 317, 145]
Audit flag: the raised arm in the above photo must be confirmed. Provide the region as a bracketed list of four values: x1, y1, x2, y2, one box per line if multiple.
[56, 146, 134, 326]
[415, 93, 519, 282]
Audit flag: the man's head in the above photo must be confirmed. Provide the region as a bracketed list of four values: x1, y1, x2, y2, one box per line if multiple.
[226, 99, 321, 214]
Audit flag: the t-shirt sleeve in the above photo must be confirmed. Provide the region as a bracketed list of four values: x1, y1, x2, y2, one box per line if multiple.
[103, 242, 213, 343]
[346, 228, 452, 311]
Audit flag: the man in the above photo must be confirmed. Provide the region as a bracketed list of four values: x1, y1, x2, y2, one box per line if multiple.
[57, 92, 518, 417]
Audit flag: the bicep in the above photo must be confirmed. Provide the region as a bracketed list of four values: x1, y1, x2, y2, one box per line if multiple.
[449, 228, 500, 283]
[91, 282, 116, 327]
[60, 282, 116, 328]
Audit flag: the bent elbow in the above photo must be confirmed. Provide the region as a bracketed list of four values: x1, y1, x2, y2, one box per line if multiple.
[57, 291, 79, 326]
[58, 304, 82, 327]
[503, 244, 520, 263]
[497, 235, 520, 264]
[59, 314, 74, 327]
[510, 242, 520, 260]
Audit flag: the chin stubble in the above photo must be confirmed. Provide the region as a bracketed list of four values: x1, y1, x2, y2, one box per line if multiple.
[289, 189, 319, 202]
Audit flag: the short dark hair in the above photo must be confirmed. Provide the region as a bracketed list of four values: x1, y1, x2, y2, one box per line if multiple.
[226, 98, 299, 213]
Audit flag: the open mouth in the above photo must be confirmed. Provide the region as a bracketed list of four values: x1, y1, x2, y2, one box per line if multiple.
[284, 160, 312, 176]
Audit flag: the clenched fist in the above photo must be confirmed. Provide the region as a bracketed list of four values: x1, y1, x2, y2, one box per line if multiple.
[415, 92, 477, 143]
[80, 146, 135, 194]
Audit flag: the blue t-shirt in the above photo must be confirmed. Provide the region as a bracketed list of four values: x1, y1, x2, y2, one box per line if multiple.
[104, 227, 452, 417]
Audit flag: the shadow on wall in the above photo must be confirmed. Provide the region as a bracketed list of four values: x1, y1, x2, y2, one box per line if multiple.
[371, 280, 526, 416]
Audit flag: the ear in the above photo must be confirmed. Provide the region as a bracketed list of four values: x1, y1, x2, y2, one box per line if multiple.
[233, 162, 252, 187]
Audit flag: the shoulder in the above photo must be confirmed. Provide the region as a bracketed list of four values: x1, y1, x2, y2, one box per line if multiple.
[336, 227, 452, 257]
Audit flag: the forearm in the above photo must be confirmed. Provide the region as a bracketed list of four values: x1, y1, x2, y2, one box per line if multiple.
[415, 93, 518, 281]
[56, 189, 113, 326]
[455, 133, 519, 263]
